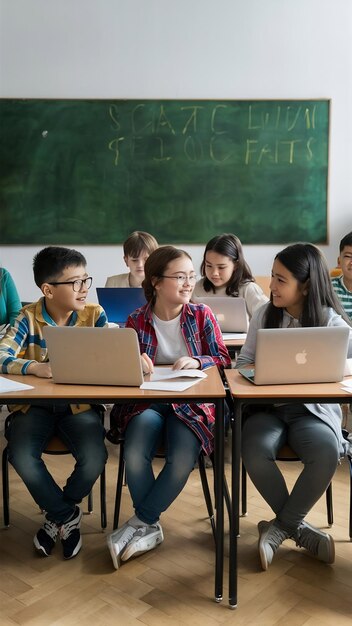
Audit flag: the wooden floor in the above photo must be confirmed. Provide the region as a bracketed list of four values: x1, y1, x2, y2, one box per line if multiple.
[1, 411, 352, 625]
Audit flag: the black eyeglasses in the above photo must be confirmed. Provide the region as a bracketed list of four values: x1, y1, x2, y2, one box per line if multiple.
[48, 277, 93, 292]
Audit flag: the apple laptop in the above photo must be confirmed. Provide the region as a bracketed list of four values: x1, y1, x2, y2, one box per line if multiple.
[238, 326, 350, 385]
[96, 287, 146, 326]
[192, 296, 249, 333]
[43, 326, 144, 386]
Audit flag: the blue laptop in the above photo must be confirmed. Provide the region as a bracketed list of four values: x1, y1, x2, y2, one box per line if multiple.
[96, 287, 146, 325]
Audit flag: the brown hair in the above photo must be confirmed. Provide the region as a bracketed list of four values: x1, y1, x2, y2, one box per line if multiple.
[123, 231, 158, 258]
[143, 245, 192, 305]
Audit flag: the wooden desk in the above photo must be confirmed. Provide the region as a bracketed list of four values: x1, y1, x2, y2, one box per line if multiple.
[223, 337, 246, 349]
[223, 336, 245, 361]
[1, 366, 226, 603]
[224, 369, 352, 609]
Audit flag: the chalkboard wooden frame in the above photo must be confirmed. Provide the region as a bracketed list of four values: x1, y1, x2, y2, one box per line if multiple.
[0, 98, 330, 245]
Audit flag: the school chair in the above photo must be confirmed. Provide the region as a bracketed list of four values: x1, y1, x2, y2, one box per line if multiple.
[2, 408, 107, 529]
[241, 444, 335, 527]
[111, 434, 231, 542]
[342, 429, 352, 539]
[330, 267, 342, 278]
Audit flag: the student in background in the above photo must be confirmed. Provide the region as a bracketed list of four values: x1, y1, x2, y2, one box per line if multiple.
[193, 233, 268, 318]
[0, 247, 108, 560]
[237, 243, 352, 571]
[105, 230, 158, 288]
[106, 245, 231, 569]
[0, 266, 21, 326]
[331, 231, 352, 320]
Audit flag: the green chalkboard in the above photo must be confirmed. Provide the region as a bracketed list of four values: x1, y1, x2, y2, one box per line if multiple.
[0, 99, 329, 244]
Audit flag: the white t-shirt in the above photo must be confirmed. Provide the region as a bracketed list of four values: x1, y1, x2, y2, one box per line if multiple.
[152, 313, 188, 364]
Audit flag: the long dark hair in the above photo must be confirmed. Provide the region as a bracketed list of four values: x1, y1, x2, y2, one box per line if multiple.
[264, 243, 351, 327]
[143, 245, 192, 306]
[200, 233, 254, 296]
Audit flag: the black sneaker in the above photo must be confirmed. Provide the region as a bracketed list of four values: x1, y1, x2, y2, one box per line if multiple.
[59, 506, 82, 559]
[33, 518, 59, 556]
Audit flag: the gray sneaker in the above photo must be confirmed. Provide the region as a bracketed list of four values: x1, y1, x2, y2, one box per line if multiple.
[294, 521, 335, 564]
[121, 522, 164, 562]
[257, 519, 290, 570]
[107, 522, 139, 570]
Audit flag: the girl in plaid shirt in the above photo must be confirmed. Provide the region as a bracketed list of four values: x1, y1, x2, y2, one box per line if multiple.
[107, 246, 230, 569]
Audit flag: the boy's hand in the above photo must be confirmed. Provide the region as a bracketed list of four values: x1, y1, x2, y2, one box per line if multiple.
[27, 362, 52, 378]
[141, 353, 154, 375]
[172, 356, 200, 370]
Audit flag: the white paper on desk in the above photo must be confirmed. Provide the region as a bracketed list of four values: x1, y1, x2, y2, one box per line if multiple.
[141, 379, 206, 391]
[0, 376, 34, 393]
[222, 332, 247, 340]
[140, 367, 207, 391]
[344, 358, 352, 377]
[149, 367, 207, 382]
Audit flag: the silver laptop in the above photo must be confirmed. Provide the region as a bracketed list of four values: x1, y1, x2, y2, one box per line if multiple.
[193, 296, 249, 333]
[239, 326, 350, 385]
[43, 326, 144, 386]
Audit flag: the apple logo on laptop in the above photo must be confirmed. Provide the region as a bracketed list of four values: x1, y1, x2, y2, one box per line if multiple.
[295, 349, 307, 365]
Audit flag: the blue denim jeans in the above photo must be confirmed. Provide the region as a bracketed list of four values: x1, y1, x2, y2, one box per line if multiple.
[124, 404, 201, 525]
[6, 404, 107, 524]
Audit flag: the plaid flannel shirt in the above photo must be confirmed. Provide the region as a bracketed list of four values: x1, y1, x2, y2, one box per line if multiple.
[109, 302, 231, 455]
[0, 297, 107, 414]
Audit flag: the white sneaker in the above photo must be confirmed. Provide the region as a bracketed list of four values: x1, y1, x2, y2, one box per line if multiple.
[121, 522, 164, 562]
[107, 521, 139, 570]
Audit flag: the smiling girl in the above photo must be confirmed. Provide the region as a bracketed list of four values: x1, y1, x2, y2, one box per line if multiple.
[193, 233, 268, 318]
[107, 245, 231, 569]
[237, 243, 352, 571]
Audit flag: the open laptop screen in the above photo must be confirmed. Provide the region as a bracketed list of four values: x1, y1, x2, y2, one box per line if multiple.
[96, 287, 146, 325]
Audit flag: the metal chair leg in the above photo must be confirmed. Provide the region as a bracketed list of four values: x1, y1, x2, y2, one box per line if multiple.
[2, 446, 10, 527]
[113, 440, 126, 530]
[198, 453, 216, 541]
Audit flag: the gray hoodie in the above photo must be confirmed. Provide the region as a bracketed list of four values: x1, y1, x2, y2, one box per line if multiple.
[235, 304, 352, 457]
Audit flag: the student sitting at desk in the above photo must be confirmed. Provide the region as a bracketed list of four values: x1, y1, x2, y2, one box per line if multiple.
[106, 245, 231, 569]
[236, 243, 352, 570]
[193, 233, 268, 318]
[331, 230, 352, 321]
[0, 265, 21, 327]
[0, 246, 108, 560]
[105, 230, 158, 288]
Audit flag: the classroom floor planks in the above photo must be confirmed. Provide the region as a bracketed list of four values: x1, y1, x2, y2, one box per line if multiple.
[1, 407, 352, 625]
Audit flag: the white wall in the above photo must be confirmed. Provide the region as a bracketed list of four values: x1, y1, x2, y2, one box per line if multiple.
[0, 0, 351, 301]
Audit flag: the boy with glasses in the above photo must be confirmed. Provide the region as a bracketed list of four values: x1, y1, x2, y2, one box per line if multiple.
[0, 246, 108, 560]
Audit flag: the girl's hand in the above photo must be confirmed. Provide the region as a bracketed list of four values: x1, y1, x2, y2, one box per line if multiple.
[172, 356, 200, 370]
[141, 353, 154, 375]
[27, 362, 52, 378]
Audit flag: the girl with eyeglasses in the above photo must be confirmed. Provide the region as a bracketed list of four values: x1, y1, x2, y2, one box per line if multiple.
[107, 245, 231, 569]
[193, 233, 268, 319]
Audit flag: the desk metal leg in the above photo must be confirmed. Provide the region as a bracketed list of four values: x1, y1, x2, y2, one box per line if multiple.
[229, 400, 241, 608]
[214, 397, 224, 602]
